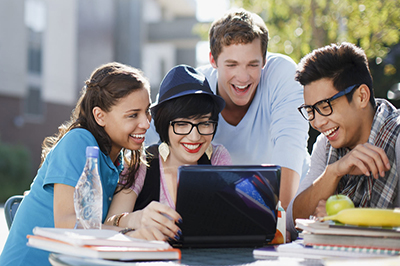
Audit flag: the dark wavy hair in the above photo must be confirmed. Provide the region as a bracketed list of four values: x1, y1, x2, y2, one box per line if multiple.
[40, 62, 150, 191]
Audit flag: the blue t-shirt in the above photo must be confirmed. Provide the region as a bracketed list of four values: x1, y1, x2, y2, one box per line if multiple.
[0, 128, 122, 266]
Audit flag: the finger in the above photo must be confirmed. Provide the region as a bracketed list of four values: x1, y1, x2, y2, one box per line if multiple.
[143, 227, 166, 241]
[348, 149, 380, 178]
[362, 143, 391, 170]
[132, 227, 165, 241]
[141, 210, 181, 239]
[149, 201, 182, 223]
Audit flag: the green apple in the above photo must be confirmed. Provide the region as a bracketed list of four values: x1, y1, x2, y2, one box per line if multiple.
[326, 194, 355, 216]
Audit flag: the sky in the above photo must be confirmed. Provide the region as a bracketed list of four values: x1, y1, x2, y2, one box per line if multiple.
[196, 0, 230, 22]
[195, 0, 231, 66]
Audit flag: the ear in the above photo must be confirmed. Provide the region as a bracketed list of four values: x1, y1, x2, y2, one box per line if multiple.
[356, 84, 371, 109]
[93, 107, 106, 127]
[209, 52, 218, 68]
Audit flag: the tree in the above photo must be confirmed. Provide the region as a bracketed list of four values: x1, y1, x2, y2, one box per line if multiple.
[232, 0, 400, 63]
[229, 0, 400, 152]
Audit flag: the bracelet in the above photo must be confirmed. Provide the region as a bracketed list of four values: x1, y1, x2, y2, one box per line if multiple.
[119, 227, 135, 235]
[113, 212, 129, 227]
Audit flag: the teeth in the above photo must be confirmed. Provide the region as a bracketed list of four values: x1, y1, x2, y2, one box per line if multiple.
[235, 85, 248, 89]
[130, 134, 145, 138]
[323, 127, 338, 137]
[183, 143, 200, 150]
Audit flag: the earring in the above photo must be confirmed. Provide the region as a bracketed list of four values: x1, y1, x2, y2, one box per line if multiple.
[158, 142, 170, 162]
[205, 145, 213, 160]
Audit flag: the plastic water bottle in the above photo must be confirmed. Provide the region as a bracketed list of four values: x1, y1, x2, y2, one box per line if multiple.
[73, 146, 103, 229]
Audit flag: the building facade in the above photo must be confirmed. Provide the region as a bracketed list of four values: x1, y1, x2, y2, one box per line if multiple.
[0, 0, 199, 174]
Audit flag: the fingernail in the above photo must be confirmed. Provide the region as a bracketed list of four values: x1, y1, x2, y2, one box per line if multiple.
[381, 171, 385, 177]
[178, 218, 183, 224]
[177, 230, 182, 236]
[387, 163, 391, 169]
[174, 235, 180, 240]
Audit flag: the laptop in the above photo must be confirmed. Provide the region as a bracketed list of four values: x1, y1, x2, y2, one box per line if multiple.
[171, 165, 281, 248]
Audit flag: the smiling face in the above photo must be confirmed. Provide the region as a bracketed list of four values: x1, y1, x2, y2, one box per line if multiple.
[304, 78, 372, 149]
[210, 38, 264, 109]
[168, 114, 213, 165]
[96, 88, 151, 161]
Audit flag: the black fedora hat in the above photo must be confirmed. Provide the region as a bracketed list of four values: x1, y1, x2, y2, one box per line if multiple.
[151, 65, 225, 115]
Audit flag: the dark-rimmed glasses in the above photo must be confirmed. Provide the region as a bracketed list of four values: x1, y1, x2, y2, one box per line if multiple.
[298, 84, 361, 121]
[170, 120, 217, 135]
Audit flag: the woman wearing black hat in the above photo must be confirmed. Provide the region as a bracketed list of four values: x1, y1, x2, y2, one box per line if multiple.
[105, 65, 231, 241]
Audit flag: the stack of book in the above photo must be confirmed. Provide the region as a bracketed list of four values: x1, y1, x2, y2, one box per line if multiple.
[254, 219, 400, 261]
[296, 218, 400, 255]
[27, 227, 181, 262]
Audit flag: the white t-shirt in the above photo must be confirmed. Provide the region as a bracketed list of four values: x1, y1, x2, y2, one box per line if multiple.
[197, 52, 310, 177]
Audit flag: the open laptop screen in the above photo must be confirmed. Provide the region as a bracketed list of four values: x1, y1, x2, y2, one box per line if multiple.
[173, 165, 281, 248]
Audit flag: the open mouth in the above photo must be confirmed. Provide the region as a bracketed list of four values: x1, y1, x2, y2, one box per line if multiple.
[232, 84, 251, 94]
[130, 133, 145, 139]
[323, 127, 338, 138]
[182, 143, 202, 153]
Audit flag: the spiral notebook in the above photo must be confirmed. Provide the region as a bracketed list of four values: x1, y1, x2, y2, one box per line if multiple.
[171, 165, 281, 248]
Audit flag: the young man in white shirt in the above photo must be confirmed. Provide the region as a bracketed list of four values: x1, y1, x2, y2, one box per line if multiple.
[197, 9, 310, 210]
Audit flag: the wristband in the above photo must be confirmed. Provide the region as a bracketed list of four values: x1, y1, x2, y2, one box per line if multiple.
[113, 212, 129, 227]
[119, 227, 135, 235]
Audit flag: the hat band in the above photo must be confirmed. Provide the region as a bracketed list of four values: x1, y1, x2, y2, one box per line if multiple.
[159, 83, 212, 103]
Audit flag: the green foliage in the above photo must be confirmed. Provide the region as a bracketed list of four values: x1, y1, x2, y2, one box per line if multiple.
[228, 0, 400, 108]
[0, 141, 32, 203]
[232, 0, 400, 62]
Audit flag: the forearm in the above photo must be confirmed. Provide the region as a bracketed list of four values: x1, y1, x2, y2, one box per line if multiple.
[279, 167, 300, 210]
[54, 214, 77, 228]
[105, 188, 137, 226]
[292, 165, 341, 220]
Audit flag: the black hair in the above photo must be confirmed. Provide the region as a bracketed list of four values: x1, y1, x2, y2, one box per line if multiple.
[295, 42, 375, 108]
[153, 94, 220, 144]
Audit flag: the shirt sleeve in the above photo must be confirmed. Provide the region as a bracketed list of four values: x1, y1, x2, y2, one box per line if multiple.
[128, 162, 147, 196]
[43, 129, 98, 189]
[286, 133, 328, 238]
[264, 54, 310, 177]
[211, 144, 232, 165]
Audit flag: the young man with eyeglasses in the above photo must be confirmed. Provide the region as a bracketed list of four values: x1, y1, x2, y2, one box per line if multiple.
[286, 42, 400, 239]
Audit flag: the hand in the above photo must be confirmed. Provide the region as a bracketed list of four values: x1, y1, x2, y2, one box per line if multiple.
[313, 199, 327, 218]
[127, 201, 182, 240]
[329, 143, 391, 180]
[125, 226, 167, 241]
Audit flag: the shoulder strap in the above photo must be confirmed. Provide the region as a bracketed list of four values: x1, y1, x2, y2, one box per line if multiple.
[133, 145, 161, 211]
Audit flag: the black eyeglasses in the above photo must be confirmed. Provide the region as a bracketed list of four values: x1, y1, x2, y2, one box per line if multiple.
[298, 84, 361, 121]
[170, 120, 217, 135]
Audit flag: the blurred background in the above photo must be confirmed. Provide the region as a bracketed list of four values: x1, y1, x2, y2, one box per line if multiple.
[0, 0, 399, 203]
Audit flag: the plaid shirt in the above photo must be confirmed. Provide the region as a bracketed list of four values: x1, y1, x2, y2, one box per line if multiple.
[326, 99, 400, 208]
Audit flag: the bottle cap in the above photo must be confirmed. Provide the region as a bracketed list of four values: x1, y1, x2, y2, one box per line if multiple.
[86, 146, 99, 158]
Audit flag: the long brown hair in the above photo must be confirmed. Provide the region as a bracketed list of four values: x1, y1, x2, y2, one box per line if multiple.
[40, 62, 150, 189]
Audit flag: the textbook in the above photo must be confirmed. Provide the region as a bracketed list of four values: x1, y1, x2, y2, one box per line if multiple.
[302, 232, 400, 252]
[253, 241, 388, 260]
[31, 227, 170, 248]
[296, 218, 400, 237]
[295, 219, 400, 255]
[27, 227, 181, 261]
